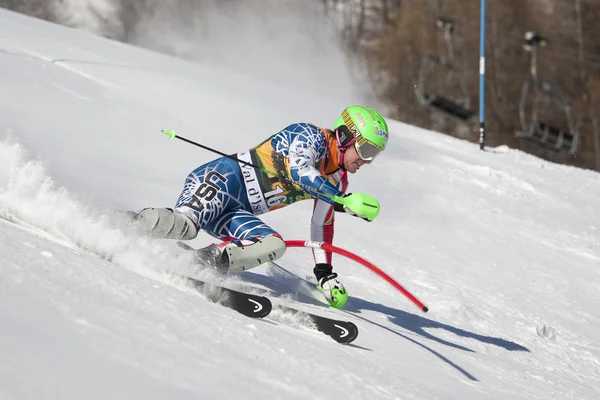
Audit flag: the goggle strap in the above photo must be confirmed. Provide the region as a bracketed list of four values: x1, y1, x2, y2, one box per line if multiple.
[336, 125, 355, 148]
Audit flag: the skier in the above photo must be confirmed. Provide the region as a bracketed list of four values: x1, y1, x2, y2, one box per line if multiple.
[134, 105, 389, 307]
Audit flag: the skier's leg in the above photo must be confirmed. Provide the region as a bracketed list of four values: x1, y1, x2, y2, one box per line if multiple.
[136, 157, 247, 241]
[200, 209, 287, 273]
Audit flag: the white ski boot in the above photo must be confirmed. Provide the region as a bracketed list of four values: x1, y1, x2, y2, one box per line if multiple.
[195, 235, 286, 274]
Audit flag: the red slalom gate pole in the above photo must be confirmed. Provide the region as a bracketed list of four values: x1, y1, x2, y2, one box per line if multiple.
[285, 240, 428, 313]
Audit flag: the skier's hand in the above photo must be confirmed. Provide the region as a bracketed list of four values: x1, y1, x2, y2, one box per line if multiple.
[313, 264, 349, 307]
[333, 193, 380, 222]
[318, 272, 348, 308]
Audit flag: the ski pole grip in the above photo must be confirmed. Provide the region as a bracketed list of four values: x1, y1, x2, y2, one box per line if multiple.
[162, 129, 177, 140]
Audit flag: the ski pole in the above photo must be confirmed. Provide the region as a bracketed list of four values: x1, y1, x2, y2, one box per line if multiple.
[162, 129, 277, 177]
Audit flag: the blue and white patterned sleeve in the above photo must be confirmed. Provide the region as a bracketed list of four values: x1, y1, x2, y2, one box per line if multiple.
[286, 123, 342, 204]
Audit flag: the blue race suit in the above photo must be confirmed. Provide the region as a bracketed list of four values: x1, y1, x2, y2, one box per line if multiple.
[174, 123, 347, 252]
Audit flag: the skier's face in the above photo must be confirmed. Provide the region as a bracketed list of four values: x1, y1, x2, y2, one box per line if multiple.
[343, 145, 370, 173]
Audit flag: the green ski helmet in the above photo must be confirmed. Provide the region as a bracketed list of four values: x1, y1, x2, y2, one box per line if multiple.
[333, 105, 389, 161]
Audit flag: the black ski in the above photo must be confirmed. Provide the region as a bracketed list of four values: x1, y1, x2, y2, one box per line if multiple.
[183, 276, 272, 318]
[175, 243, 358, 343]
[277, 305, 359, 344]
[182, 277, 358, 343]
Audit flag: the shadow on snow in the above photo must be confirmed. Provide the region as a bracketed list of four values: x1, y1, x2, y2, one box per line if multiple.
[240, 266, 530, 382]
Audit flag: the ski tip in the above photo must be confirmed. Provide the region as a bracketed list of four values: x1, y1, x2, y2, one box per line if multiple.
[422, 306, 429, 313]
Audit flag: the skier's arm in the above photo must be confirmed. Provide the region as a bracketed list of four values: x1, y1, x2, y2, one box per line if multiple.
[311, 198, 336, 265]
[288, 136, 341, 204]
[311, 170, 348, 274]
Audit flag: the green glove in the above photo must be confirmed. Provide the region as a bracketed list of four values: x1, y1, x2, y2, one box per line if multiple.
[333, 192, 380, 222]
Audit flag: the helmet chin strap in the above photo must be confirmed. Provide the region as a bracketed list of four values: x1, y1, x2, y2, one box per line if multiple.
[338, 146, 347, 169]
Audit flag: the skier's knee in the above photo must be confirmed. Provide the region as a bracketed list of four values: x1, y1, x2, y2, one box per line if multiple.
[136, 208, 198, 240]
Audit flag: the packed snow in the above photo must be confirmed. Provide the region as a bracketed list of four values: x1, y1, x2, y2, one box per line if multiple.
[1, 8, 599, 400]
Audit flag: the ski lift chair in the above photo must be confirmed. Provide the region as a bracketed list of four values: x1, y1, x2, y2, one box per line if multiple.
[516, 31, 580, 154]
[414, 19, 475, 121]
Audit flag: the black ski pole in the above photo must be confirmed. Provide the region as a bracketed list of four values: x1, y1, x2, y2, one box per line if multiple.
[162, 130, 270, 176]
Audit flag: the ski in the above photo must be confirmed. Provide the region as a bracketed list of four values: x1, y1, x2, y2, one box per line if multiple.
[277, 305, 359, 344]
[175, 242, 358, 343]
[182, 275, 272, 318]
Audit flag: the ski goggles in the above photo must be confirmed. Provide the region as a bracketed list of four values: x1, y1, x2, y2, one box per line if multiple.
[354, 136, 383, 161]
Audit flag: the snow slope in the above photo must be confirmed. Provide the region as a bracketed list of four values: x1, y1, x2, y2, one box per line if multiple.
[1, 8, 600, 400]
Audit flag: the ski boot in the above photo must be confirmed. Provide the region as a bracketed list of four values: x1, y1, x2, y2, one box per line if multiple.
[194, 243, 230, 275]
[195, 235, 286, 275]
[133, 208, 198, 240]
